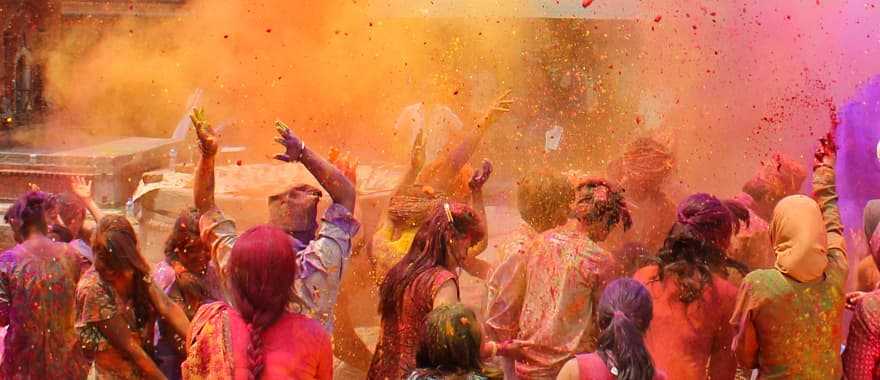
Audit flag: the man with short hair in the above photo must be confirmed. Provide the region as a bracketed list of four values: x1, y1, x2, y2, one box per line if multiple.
[485, 179, 632, 379]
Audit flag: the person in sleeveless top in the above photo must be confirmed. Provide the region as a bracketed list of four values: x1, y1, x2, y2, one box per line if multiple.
[556, 278, 666, 380]
[730, 133, 848, 379]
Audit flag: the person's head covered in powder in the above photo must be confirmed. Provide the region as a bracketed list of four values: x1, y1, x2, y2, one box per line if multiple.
[571, 178, 632, 243]
[410, 303, 499, 379]
[517, 169, 574, 233]
[611, 137, 674, 197]
[656, 193, 750, 303]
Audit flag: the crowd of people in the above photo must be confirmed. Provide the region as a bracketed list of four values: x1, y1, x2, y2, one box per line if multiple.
[0, 94, 876, 380]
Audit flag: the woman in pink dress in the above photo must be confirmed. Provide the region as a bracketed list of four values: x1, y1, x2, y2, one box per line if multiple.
[182, 225, 332, 380]
[556, 278, 666, 380]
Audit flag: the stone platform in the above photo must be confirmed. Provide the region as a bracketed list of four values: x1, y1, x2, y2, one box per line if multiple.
[0, 137, 182, 207]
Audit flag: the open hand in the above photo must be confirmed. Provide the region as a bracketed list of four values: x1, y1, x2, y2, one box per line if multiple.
[469, 159, 493, 191]
[69, 176, 92, 200]
[846, 291, 869, 310]
[273, 120, 305, 163]
[483, 89, 514, 126]
[814, 131, 837, 169]
[190, 108, 219, 156]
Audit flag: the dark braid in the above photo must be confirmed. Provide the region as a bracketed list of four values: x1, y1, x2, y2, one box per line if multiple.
[227, 226, 299, 379]
[247, 322, 268, 380]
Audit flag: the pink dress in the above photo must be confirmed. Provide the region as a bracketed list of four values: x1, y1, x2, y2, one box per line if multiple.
[575, 354, 667, 380]
[843, 290, 880, 379]
[368, 267, 458, 380]
[182, 302, 332, 380]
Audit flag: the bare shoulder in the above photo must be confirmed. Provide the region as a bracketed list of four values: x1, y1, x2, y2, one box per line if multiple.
[556, 357, 580, 380]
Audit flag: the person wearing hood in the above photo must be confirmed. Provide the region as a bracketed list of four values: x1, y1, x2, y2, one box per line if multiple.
[842, 200, 880, 379]
[730, 134, 847, 379]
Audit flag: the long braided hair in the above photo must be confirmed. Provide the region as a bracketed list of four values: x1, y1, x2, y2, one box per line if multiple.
[379, 202, 484, 321]
[656, 193, 750, 303]
[227, 225, 299, 380]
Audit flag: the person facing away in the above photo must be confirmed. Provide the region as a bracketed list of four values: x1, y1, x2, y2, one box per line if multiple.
[728, 155, 807, 274]
[485, 169, 574, 378]
[153, 208, 221, 380]
[842, 199, 880, 379]
[605, 137, 677, 253]
[0, 191, 88, 379]
[370, 90, 514, 284]
[190, 109, 359, 332]
[182, 225, 333, 380]
[369, 202, 485, 380]
[75, 214, 190, 380]
[556, 278, 667, 380]
[368, 202, 526, 380]
[730, 135, 847, 379]
[484, 178, 633, 379]
[633, 193, 749, 379]
[406, 303, 500, 380]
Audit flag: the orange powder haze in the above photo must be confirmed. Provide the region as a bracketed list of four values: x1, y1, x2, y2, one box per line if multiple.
[36, 0, 880, 195]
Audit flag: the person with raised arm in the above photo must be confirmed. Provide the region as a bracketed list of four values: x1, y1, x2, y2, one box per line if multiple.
[191, 108, 359, 331]
[369, 91, 512, 283]
[730, 132, 847, 379]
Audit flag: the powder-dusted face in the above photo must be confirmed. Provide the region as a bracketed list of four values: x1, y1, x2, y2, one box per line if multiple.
[267, 184, 322, 234]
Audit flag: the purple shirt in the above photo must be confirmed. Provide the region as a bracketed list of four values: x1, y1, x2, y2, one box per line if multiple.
[201, 203, 360, 332]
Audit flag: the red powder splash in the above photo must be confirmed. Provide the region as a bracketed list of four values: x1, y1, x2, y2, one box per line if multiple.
[581, 0, 593, 8]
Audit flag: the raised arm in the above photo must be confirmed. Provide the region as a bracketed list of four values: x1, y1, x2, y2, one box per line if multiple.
[274, 121, 356, 211]
[418, 91, 512, 190]
[462, 160, 493, 279]
[69, 176, 105, 223]
[812, 132, 846, 267]
[191, 108, 219, 214]
[394, 128, 426, 196]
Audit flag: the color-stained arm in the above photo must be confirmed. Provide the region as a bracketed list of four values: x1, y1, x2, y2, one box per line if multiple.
[147, 281, 190, 339]
[273, 121, 356, 211]
[462, 160, 493, 279]
[730, 279, 759, 370]
[417, 90, 512, 190]
[190, 108, 218, 214]
[69, 176, 105, 223]
[394, 128, 426, 196]
[96, 315, 167, 380]
[813, 132, 847, 270]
